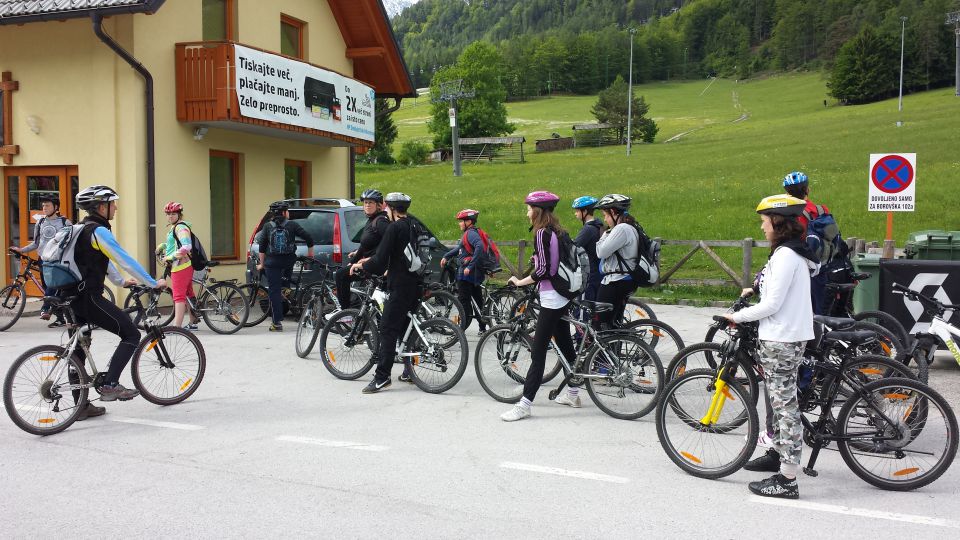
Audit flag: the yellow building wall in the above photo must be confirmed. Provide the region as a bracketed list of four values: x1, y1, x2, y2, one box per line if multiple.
[0, 0, 360, 285]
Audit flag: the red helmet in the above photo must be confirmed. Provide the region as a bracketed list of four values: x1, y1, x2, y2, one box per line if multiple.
[164, 201, 183, 213]
[456, 209, 479, 221]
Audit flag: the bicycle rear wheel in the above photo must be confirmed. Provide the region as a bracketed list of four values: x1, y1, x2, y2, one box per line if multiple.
[623, 318, 685, 370]
[853, 310, 910, 348]
[200, 282, 249, 334]
[318, 308, 377, 380]
[407, 318, 469, 394]
[474, 325, 532, 403]
[584, 334, 664, 420]
[239, 284, 271, 327]
[296, 293, 324, 358]
[836, 378, 958, 491]
[656, 368, 758, 479]
[488, 288, 521, 326]
[0, 284, 27, 331]
[3, 345, 88, 435]
[131, 327, 206, 405]
[619, 297, 657, 324]
[847, 321, 921, 381]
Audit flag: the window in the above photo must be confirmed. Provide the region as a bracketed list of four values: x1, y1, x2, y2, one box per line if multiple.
[284, 160, 309, 199]
[202, 0, 235, 41]
[280, 15, 305, 59]
[209, 151, 240, 259]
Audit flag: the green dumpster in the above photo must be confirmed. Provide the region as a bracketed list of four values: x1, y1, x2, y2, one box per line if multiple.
[903, 230, 960, 260]
[853, 253, 882, 313]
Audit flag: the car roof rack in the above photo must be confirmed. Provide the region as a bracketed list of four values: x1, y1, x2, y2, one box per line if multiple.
[283, 198, 357, 208]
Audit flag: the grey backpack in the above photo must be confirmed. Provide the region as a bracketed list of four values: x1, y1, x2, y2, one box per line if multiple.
[40, 223, 90, 290]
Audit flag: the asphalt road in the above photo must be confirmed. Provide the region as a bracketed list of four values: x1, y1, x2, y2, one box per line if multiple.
[2, 305, 959, 539]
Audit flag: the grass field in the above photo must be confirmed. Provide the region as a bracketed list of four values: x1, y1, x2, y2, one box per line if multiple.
[360, 73, 960, 297]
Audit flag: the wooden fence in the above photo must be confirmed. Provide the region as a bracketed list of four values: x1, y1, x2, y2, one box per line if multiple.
[441, 237, 881, 288]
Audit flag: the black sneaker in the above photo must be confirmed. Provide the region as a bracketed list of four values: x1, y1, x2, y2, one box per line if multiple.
[99, 384, 139, 402]
[744, 448, 780, 472]
[76, 403, 106, 421]
[398, 371, 413, 383]
[362, 378, 391, 394]
[749, 473, 799, 499]
[269, 323, 283, 332]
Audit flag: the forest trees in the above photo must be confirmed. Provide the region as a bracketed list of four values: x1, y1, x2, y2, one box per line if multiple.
[591, 76, 659, 143]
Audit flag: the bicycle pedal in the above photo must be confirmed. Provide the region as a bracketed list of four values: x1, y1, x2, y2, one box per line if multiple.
[802, 467, 818, 478]
[548, 389, 559, 401]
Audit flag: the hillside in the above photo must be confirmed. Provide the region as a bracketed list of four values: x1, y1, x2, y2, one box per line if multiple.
[358, 74, 959, 286]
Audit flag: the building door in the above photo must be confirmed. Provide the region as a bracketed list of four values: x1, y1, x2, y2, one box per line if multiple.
[3, 166, 78, 295]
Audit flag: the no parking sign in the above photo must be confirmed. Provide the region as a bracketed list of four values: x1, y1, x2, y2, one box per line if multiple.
[868, 153, 916, 212]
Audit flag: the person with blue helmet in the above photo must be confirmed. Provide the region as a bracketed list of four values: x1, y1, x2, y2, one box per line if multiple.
[571, 196, 604, 305]
[782, 171, 837, 316]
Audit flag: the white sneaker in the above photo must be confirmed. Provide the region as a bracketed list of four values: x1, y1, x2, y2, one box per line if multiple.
[500, 404, 531, 422]
[757, 430, 774, 449]
[554, 392, 581, 408]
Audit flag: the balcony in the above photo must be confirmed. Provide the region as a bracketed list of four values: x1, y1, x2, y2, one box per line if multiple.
[175, 41, 373, 148]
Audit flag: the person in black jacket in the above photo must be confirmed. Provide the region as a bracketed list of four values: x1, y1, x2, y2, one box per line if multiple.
[257, 201, 315, 332]
[350, 192, 420, 393]
[335, 189, 389, 310]
[571, 196, 603, 303]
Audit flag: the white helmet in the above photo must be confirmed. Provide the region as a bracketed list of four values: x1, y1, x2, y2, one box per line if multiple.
[76, 185, 119, 211]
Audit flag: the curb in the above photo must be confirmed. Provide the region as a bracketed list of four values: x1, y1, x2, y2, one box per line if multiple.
[634, 296, 731, 309]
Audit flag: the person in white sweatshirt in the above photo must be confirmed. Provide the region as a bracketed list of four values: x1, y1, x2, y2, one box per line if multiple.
[723, 194, 817, 500]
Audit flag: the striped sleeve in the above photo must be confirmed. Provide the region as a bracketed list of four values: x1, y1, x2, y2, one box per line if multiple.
[91, 227, 158, 287]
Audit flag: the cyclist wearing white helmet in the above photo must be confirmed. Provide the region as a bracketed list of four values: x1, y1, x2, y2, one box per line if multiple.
[335, 189, 389, 310]
[594, 193, 640, 327]
[722, 194, 818, 500]
[70, 185, 166, 408]
[350, 192, 419, 393]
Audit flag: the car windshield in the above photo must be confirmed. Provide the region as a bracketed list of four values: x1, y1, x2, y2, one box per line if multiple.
[344, 209, 367, 243]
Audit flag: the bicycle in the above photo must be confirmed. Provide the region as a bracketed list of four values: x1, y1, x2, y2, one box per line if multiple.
[295, 262, 345, 358]
[317, 275, 469, 393]
[433, 270, 524, 333]
[2, 284, 206, 436]
[656, 315, 956, 490]
[123, 261, 249, 334]
[474, 299, 664, 420]
[893, 282, 960, 371]
[1, 249, 115, 331]
[240, 256, 330, 328]
[822, 262, 911, 347]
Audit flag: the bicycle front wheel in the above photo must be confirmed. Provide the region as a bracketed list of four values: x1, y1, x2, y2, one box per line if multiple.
[0, 284, 27, 332]
[124, 287, 174, 330]
[619, 297, 657, 324]
[836, 377, 958, 491]
[131, 327, 206, 405]
[296, 293, 324, 358]
[239, 284, 271, 327]
[3, 345, 88, 435]
[407, 317, 469, 394]
[474, 325, 531, 403]
[623, 318, 685, 370]
[656, 368, 759, 479]
[853, 310, 911, 349]
[420, 290, 465, 331]
[584, 334, 664, 420]
[199, 282, 249, 334]
[666, 342, 760, 404]
[318, 308, 377, 380]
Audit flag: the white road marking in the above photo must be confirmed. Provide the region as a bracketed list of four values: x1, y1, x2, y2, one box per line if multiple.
[276, 435, 389, 452]
[748, 496, 960, 529]
[107, 416, 205, 431]
[499, 462, 629, 484]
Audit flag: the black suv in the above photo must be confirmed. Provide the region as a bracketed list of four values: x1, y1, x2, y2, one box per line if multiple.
[245, 198, 450, 285]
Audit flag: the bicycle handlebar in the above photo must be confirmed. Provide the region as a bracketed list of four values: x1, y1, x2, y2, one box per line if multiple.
[892, 282, 957, 316]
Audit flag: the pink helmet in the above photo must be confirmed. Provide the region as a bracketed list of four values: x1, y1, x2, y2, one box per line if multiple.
[524, 191, 560, 210]
[164, 201, 183, 213]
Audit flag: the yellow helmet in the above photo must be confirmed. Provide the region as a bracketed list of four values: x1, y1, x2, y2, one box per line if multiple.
[756, 194, 806, 216]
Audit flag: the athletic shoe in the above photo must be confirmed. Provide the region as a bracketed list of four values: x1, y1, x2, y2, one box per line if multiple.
[99, 384, 139, 402]
[398, 371, 413, 383]
[748, 473, 799, 499]
[183, 323, 199, 331]
[362, 378, 391, 394]
[39, 311, 52, 321]
[269, 323, 283, 332]
[500, 404, 531, 422]
[744, 448, 780, 472]
[757, 430, 775, 449]
[47, 320, 66, 328]
[554, 393, 581, 408]
[76, 403, 106, 421]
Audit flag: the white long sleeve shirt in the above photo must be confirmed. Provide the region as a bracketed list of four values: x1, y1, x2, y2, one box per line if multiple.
[729, 245, 816, 342]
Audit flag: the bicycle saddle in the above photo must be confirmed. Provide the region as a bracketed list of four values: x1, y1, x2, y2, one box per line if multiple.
[813, 315, 857, 330]
[205, 261, 221, 268]
[850, 272, 870, 281]
[825, 282, 857, 292]
[573, 299, 613, 313]
[820, 330, 877, 346]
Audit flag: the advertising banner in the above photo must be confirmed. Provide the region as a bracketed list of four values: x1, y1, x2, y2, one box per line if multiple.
[233, 44, 375, 143]
[879, 259, 960, 334]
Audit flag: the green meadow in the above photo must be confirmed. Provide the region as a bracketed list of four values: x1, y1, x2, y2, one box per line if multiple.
[359, 73, 960, 299]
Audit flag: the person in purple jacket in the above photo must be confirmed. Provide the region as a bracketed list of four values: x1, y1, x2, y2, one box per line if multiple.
[501, 191, 579, 422]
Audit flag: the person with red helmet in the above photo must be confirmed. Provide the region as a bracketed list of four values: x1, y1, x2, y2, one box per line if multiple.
[500, 191, 579, 421]
[161, 201, 200, 329]
[441, 208, 490, 335]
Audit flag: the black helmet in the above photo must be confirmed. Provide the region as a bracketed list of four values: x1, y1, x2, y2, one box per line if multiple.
[384, 192, 411, 212]
[595, 193, 632, 212]
[76, 185, 119, 211]
[39, 194, 60, 208]
[269, 201, 290, 215]
[360, 189, 383, 203]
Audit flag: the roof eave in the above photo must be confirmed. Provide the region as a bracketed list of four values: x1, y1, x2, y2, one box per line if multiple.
[0, 0, 166, 26]
[372, 0, 416, 98]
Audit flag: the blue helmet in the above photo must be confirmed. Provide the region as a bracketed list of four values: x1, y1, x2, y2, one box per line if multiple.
[572, 196, 598, 210]
[782, 171, 808, 186]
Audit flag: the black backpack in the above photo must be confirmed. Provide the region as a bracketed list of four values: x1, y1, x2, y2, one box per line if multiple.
[266, 221, 295, 256]
[403, 218, 434, 276]
[173, 223, 209, 270]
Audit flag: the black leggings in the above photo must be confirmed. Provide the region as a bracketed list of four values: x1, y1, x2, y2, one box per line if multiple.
[523, 304, 577, 402]
[335, 266, 359, 310]
[72, 291, 141, 385]
[595, 279, 637, 328]
[457, 280, 485, 330]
